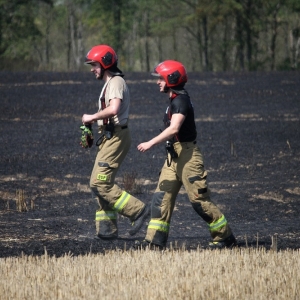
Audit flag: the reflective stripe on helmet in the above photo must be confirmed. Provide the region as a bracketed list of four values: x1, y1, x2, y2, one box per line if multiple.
[208, 215, 227, 232]
[148, 220, 170, 233]
[95, 210, 117, 221]
[113, 191, 131, 212]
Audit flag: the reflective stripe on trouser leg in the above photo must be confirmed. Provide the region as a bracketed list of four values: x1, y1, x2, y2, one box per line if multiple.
[113, 191, 130, 212]
[148, 220, 170, 232]
[208, 214, 227, 232]
[146, 219, 170, 246]
[95, 210, 118, 237]
[207, 214, 232, 241]
[113, 191, 145, 221]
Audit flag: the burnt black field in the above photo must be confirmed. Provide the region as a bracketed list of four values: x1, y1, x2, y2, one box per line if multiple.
[0, 71, 299, 257]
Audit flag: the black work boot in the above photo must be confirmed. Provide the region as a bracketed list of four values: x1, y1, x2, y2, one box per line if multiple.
[95, 232, 118, 240]
[133, 240, 164, 251]
[128, 203, 150, 236]
[95, 220, 118, 240]
[208, 234, 237, 249]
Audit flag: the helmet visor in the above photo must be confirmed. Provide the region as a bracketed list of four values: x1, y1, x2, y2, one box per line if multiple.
[151, 71, 160, 77]
[85, 57, 95, 65]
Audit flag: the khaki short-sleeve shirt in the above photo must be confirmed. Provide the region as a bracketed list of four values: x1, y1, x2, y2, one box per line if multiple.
[97, 76, 130, 126]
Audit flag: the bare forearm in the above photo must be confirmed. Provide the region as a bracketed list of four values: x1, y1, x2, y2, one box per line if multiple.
[137, 113, 185, 153]
[137, 126, 178, 152]
[149, 127, 177, 146]
[82, 98, 121, 124]
[92, 107, 115, 121]
[82, 106, 117, 124]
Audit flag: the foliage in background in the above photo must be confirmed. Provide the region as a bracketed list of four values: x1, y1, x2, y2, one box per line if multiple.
[0, 0, 53, 70]
[0, 0, 299, 71]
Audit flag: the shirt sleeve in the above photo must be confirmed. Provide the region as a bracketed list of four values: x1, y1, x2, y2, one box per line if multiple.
[171, 95, 190, 116]
[107, 76, 126, 102]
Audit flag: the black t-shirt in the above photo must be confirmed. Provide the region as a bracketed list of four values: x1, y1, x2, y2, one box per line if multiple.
[163, 93, 197, 142]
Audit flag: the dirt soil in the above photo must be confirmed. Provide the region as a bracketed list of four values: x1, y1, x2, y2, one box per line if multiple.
[0, 71, 299, 257]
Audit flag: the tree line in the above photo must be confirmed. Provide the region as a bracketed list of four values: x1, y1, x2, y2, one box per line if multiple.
[1, 0, 300, 72]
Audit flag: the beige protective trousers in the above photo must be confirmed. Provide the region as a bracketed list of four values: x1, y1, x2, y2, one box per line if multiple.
[145, 141, 233, 247]
[90, 125, 145, 238]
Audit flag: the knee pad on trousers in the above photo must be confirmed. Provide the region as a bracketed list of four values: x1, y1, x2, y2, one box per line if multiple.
[90, 183, 112, 200]
[151, 191, 165, 218]
[90, 185, 100, 199]
[191, 202, 213, 223]
[90, 188, 108, 209]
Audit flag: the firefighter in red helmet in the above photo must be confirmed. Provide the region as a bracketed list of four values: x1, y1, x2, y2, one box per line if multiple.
[137, 60, 237, 249]
[82, 45, 150, 239]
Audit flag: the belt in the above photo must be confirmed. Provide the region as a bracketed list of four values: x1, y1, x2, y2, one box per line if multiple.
[175, 141, 196, 145]
[182, 141, 196, 146]
[173, 140, 196, 152]
[98, 125, 128, 132]
[114, 125, 128, 132]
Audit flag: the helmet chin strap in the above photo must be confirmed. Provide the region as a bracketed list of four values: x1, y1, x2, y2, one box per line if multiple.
[163, 86, 170, 93]
[100, 67, 105, 80]
[170, 88, 187, 95]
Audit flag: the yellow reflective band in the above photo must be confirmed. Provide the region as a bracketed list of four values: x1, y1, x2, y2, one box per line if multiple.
[95, 211, 117, 221]
[97, 174, 107, 181]
[113, 191, 130, 212]
[148, 220, 170, 233]
[209, 215, 227, 232]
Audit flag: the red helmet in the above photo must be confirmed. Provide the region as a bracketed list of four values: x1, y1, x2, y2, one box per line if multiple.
[151, 60, 187, 87]
[85, 45, 118, 69]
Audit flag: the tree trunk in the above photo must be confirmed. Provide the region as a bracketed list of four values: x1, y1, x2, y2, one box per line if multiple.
[0, 8, 2, 56]
[172, 29, 178, 61]
[291, 27, 300, 69]
[196, 17, 203, 70]
[270, 3, 280, 71]
[235, 4, 245, 71]
[77, 20, 84, 69]
[158, 36, 163, 63]
[67, 2, 84, 71]
[222, 17, 229, 71]
[202, 16, 209, 71]
[45, 13, 51, 66]
[112, 0, 122, 54]
[144, 11, 150, 72]
[66, 7, 71, 71]
[245, 0, 253, 70]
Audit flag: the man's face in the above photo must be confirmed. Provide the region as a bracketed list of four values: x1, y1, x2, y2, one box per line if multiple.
[157, 77, 167, 93]
[90, 62, 102, 80]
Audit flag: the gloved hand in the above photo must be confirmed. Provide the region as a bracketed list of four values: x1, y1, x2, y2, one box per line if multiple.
[80, 124, 94, 148]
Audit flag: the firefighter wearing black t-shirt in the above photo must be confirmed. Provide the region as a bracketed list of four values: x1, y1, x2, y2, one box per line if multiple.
[137, 60, 237, 249]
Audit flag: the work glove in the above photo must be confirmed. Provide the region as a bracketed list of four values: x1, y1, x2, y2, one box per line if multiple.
[80, 124, 94, 148]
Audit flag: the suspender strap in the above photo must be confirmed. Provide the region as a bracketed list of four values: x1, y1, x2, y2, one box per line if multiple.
[168, 94, 179, 142]
[100, 85, 108, 125]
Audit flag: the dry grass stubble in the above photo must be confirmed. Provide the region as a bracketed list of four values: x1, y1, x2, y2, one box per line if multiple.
[0, 248, 299, 300]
